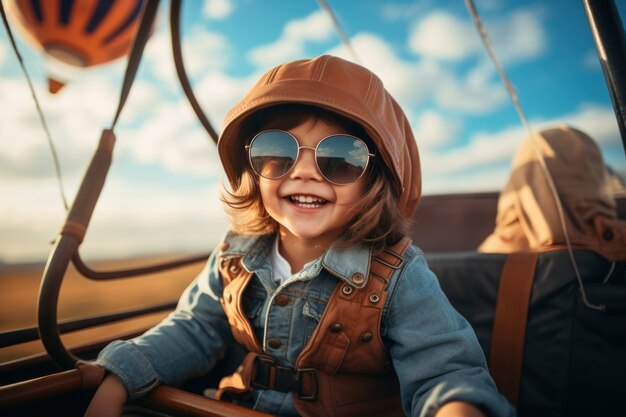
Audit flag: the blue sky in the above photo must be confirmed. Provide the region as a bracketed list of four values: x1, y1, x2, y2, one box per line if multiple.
[1, 0, 625, 263]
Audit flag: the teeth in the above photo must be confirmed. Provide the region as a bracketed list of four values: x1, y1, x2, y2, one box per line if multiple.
[291, 195, 325, 203]
[289, 195, 327, 207]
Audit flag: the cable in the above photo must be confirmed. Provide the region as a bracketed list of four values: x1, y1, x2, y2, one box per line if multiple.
[602, 261, 616, 284]
[465, 0, 605, 312]
[317, 0, 360, 63]
[1, 0, 69, 211]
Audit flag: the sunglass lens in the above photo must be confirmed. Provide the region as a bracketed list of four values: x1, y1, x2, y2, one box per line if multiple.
[249, 131, 298, 179]
[317, 135, 369, 184]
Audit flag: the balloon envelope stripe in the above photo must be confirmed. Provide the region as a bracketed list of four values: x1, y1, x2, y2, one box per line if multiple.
[86, 0, 113, 33]
[59, 0, 72, 25]
[26, 0, 43, 23]
[102, 0, 141, 45]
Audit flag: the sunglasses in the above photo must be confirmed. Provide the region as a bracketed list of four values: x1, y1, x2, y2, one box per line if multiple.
[246, 130, 375, 185]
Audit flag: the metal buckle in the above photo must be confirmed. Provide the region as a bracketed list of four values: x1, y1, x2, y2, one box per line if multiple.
[251, 356, 276, 390]
[296, 368, 319, 401]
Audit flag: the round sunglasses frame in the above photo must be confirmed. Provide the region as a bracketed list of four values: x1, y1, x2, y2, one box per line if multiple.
[245, 129, 375, 185]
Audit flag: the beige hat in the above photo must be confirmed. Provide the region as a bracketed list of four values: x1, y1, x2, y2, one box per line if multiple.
[479, 125, 626, 260]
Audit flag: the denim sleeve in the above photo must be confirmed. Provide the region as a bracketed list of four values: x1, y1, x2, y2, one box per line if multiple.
[384, 248, 515, 417]
[96, 249, 234, 399]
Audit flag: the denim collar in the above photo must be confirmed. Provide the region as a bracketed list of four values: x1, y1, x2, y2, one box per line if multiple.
[218, 231, 373, 288]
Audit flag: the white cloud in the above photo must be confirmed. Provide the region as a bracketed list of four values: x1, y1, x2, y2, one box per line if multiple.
[409, 12, 480, 61]
[144, 22, 232, 84]
[0, 178, 69, 262]
[328, 32, 444, 109]
[195, 70, 260, 130]
[487, 9, 546, 64]
[142, 30, 178, 90]
[434, 60, 507, 113]
[0, 176, 229, 263]
[78, 178, 229, 260]
[413, 110, 461, 149]
[422, 125, 524, 178]
[182, 28, 232, 75]
[119, 96, 223, 177]
[419, 103, 622, 195]
[0, 21, 237, 184]
[424, 166, 511, 195]
[138, 12, 233, 91]
[404, 9, 543, 114]
[0, 42, 235, 263]
[0, 73, 120, 183]
[203, 0, 234, 20]
[408, 8, 546, 64]
[248, 10, 334, 68]
[0, 55, 229, 263]
[330, 31, 507, 121]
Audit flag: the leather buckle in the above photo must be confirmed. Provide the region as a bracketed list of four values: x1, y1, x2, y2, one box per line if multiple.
[375, 247, 405, 269]
[296, 368, 319, 401]
[251, 356, 298, 392]
[251, 356, 319, 400]
[251, 356, 275, 390]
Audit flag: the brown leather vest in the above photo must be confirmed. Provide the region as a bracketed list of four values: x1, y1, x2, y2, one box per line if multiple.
[216, 238, 411, 417]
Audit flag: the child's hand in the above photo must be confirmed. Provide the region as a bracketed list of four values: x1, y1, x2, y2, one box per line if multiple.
[84, 373, 128, 417]
[434, 401, 487, 417]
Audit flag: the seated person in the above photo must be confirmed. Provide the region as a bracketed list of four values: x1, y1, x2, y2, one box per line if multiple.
[478, 125, 625, 261]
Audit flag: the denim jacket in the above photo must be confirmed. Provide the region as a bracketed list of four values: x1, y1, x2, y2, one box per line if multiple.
[97, 232, 515, 417]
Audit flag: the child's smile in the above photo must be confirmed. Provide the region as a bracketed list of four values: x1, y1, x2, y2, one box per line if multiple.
[287, 194, 328, 209]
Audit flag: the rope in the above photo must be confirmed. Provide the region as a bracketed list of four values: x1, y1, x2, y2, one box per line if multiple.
[465, 0, 605, 312]
[0, 0, 69, 211]
[317, 0, 360, 63]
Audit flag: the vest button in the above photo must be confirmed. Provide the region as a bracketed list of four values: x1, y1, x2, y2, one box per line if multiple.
[268, 339, 282, 349]
[341, 285, 353, 296]
[352, 272, 365, 284]
[369, 293, 380, 304]
[275, 294, 290, 306]
[330, 323, 343, 333]
[360, 332, 373, 343]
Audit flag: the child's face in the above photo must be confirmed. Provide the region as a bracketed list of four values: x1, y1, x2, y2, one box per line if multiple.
[258, 117, 367, 247]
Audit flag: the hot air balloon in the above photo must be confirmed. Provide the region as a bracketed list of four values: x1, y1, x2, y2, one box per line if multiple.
[5, 0, 144, 93]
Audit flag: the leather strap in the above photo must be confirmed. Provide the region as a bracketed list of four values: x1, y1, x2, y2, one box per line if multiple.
[218, 237, 412, 406]
[370, 237, 411, 284]
[489, 252, 538, 405]
[111, 0, 160, 129]
[294, 237, 411, 397]
[170, 0, 219, 143]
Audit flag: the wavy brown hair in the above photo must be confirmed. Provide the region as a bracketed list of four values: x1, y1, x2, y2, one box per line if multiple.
[220, 104, 412, 250]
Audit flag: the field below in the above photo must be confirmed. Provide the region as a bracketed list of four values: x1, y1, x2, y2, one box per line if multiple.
[0, 256, 206, 363]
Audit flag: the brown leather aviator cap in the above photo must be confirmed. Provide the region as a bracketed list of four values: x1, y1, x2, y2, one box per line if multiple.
[217, 55, 421, 216]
